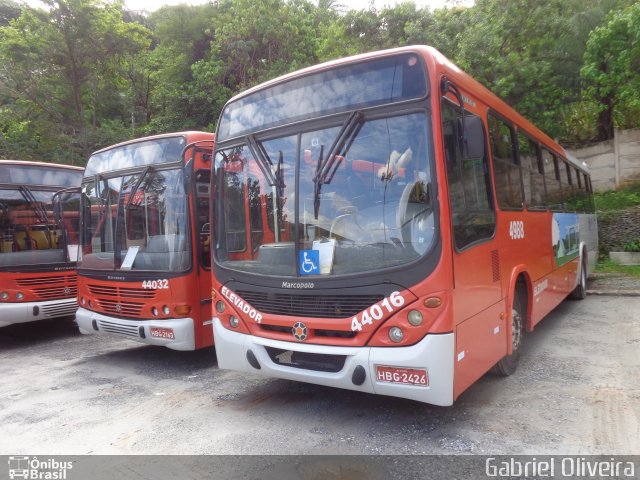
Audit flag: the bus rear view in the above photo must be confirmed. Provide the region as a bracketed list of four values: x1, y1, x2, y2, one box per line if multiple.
[211, 46, 596, 405]
[0, 161, 83, 327]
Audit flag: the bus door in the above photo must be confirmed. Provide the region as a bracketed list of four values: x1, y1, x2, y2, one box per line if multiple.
[52, 187, 81, 263]
[441, 96, 504, 392]
[187, 140, 215, 345]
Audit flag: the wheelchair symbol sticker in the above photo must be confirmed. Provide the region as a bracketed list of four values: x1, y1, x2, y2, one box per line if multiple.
[299, 250, 320, 275]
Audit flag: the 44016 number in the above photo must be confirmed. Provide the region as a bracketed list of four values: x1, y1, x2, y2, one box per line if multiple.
[351, 291, 405, 332]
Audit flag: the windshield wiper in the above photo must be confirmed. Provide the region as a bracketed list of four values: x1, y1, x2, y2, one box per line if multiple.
[245, 135, 286, 241]
[313, 110, 365, 218]
[246, 135, 278, 187]
[125, 165, 153, 208]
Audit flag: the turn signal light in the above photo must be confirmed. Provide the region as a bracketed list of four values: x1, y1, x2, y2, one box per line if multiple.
[174, 305, 192, 316]
[424, 297, 442, 308]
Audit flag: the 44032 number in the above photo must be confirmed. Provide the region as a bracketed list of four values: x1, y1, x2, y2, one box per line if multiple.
[351, 291, 405, 332]
[141, 279, 169, 289]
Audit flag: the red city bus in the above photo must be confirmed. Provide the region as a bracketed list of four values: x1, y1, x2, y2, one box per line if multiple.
[209, 46, 598, 406]
[0, 160, 83, 327]
[74, 132, 215, 350]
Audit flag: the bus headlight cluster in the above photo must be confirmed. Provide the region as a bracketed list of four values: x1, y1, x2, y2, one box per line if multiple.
[388, 327, 404, 343]
[407, 310, 423, 326]
[151, 305, 172, 317]
[1, 291, 26, 301]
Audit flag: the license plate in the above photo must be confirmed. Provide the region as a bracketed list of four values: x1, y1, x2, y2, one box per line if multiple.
[376, 365, 428, 386]
[150, 327, 175, 340]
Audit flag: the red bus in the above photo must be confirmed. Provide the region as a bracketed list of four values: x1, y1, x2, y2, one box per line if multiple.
[210, 46, 598, 406]
[0, 160, 83, 327]
[74, 132, 216, 350]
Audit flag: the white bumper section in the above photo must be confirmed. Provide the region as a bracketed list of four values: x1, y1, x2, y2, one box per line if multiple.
[213, 318, 455, 406]
[0, 298, 78, 327]
[76, 307, 195, 351]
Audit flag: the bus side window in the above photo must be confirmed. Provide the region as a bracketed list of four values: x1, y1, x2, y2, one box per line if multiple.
[442, 99, 495, 250]
[488, 113, 523, 210]
[542, 149, 562, 211]
[517, 130, 546, 211]
[558, 158, 571, 212]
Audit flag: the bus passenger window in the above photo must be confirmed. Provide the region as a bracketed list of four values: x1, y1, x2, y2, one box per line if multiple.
[517, 131, 546, 211]
[442, 100, 495, 250]
[488, 114, 523, 210]
[542, 149, 562, 211]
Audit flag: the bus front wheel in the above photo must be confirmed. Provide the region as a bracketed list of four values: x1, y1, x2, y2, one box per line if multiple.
[491, 286, 525, 376]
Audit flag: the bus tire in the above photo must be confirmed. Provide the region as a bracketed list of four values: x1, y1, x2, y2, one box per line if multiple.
[491, 285, 525, 376]
[570, 257, 587, 300]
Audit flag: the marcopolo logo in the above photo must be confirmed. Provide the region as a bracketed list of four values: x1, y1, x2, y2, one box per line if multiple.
[8, 456, 73, 480]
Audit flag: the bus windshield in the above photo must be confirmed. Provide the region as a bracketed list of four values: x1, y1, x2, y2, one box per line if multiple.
[214, 111, 436, 277]
[0, 186, 79, 267]
[79, 166, 191, 272]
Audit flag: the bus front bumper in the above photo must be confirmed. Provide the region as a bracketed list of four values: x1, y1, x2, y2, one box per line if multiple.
[76, 307, 195, 351]
[0, 298, 78, 327]
[213, 318, 455, 406]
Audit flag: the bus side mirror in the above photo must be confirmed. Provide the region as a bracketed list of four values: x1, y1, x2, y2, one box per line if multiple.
[459, 115, 485, 160]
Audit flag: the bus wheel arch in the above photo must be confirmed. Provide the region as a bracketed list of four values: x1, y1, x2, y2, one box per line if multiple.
[492, 273, 529, 376]
[570, 244, 588, 300]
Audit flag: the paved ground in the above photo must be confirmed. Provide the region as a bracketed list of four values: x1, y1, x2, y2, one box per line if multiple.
[0, 288, 639, 457]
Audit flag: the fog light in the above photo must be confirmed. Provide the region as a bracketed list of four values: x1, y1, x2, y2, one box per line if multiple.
[15, 292, 24, 300]
[229, 316, 240, 328]
[215, 301, 225, 313]
[389, 327, 404, 343]
[408, 310, 423, 326]
[174, 305, 191, 316]
[0, 292, 8, 300]
[151, 306, 158, 316]
[162, 305, 170, 315]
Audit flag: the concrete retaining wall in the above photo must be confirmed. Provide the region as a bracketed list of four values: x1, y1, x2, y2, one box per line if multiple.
[567, 128, 640, 191]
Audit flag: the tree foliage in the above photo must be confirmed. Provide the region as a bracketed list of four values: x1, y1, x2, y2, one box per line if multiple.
[0, 0, 638, 165]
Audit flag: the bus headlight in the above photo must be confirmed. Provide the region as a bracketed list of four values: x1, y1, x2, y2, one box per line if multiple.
[162, 305, 170, 315]
[15, 292, 24, 300]
[388, 327, 404, 343]
[0, 292, 8, 300]
[229, 316, 240, 328]
[215, 301, 225, 313]
[151, 307, 158, 316]
[407, 310, 423, 326]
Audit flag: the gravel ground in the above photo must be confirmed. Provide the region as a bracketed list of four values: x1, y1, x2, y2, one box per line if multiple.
[588, 271, 640, 295]
[0, 291, 639, 457]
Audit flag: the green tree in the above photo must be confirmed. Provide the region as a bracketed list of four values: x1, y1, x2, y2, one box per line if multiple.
[0, 0, 151, 163]
[581, 3, 640, 141]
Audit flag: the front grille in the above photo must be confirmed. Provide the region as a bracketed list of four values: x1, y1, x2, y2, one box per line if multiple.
[33, 285, 78, 300]
[41, 300, 77, 318]
[88, 285, 156, 299]
[16, 275, 75, 287]
[260, 324, 357, 339]
[265, 346, 346, 373]
[97, 299, 144, 317]
[16, 275, 77, 300]
[236, 291, 384, 319]
[97, 319, 140, 338]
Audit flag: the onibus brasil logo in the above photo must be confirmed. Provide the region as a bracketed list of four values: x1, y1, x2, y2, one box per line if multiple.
[8, 456, 73, 479]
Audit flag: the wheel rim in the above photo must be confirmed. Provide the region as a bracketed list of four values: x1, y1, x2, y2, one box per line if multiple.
[511, 307, 522, 351]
